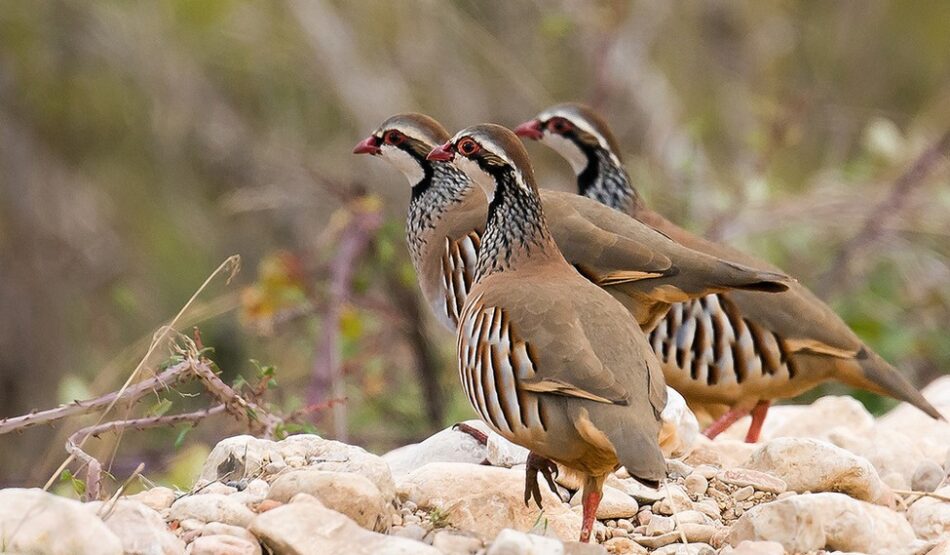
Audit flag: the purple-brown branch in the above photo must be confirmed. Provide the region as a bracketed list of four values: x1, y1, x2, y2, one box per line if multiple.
[0, 362, 192, 436]
[66, 404, 227, 501]
[308, 197, 383, 441]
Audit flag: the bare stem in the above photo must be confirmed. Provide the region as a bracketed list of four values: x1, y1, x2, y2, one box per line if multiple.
[65, 404, 227, 501]
[0, 362, 192, 436]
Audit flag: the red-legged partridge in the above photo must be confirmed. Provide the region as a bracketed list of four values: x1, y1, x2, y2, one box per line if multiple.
[354, 114, 788, 509]
[516, 103, 942, 441]
[354, 114, 789, 335]
[427, 124, 667, 543]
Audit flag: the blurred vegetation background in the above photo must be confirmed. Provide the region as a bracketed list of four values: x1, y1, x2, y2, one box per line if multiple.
[1, 1, 948, 492]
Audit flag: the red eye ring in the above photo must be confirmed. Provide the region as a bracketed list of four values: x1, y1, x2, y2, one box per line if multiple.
[385, 130, 405, 146]
[548, 117, 573, 134]
[457, 138, 479, 156]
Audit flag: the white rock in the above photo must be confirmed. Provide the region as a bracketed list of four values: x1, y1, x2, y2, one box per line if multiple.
[715, 468, 787, 494]
[602, 536, 648, 554]
[659, 387, 700, 458]
[725, 492, 918, 554]
[249, 496, 440, 555]
[645, 514, 674, 536]
[929, 540, 950, 555]
[398, 462, 580, 541]
[199, 435, 284, 482]
[684, 474, 708, 497]
[650, 543, 715, 555]
[912, 460, 946, 493]
[200, 522, 261, 544]
[719, 540, 785, 555]
[718, 396, 875, 443]
[743, 437, 890, 504]
[906, 485, 950, 541]
[487, 432, 530, 467]
[431, 530, 482, 554]
[169, 494, 255, 527]
[383, 421, 490, 478]
[126, 486, 177, 511]
[686, 436, 758, 468]
[571, 486, 638, 519]
[877, 376, 950, 463]
[828, 427, 933, 490]
[0, 488, 122, 555]
[267, 469, 389, 531]
[200, 434, 395, 504]
[486, 528, 564, 555]
[231, 479, 269, 508]
[198, 482, 237, 495]
[654, 484, 692, 515]
[187, 534, 261, 555]
[86, 499, 184, 555]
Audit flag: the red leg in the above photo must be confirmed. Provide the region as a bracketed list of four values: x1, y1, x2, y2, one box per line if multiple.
[703, 406, 752, 440]
[579, 489, 602, 543]
[744, 400, 771, 443]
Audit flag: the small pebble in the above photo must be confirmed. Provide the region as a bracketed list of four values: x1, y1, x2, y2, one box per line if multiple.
[732, 485, 754, 501]
[403, 500, 418, 512]
[617, 518, 635, 532]
[776, 491, 797, 500]
[693, 465, 719, 480]
[684, 474, 709, 497]
[911, 460, 945, 492]
[393, 524, 427, 541]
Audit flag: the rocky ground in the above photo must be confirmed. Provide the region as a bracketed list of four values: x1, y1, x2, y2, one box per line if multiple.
[4, 378, 950, 555]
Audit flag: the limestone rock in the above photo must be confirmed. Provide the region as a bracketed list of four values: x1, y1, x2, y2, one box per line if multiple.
[828, 427, 932, 490]
[877, 377, 950, 463]
[485, 528, 565, 555]
[383, 421, 489, 478]
[86, 499, 184, 555]
[725, 492, 917, 554]
[430, 530, 482, 554]
[126, 486, 177, 511]
[169, 493, 255, 527]
[602, 537, 648, 554]
[187, 534, 261, 555]
[267, 469, 389, 531]
[912, 460, 946, 493]
[906, 485, 950, 541]
[249, 496, 440, 555]
[650, 543, 715, 555]
[716, 468, 787, 494]
[486, 432, 530, 468]
[0, 488, 122, 555]
[199, 522, 260, 544]
[571, 486, 638, 519]
[397, 462, 580, 541]
[718, 540, 785, 555]
[200, 434, 395, 503]
[743, 438, 889, 503]
[659, 387, 700, 458]
[687, 436, 757, 468]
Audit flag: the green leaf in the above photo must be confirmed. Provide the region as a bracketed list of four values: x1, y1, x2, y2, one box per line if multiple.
[60, 469, 86, 496]
[147, 398, 173, 418]
[174, 427, 190, 449]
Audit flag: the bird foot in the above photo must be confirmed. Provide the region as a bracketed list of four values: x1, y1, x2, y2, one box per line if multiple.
[524, 452, 559, 509]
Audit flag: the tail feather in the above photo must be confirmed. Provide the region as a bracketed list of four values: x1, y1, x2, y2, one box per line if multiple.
[717, 260, 792, 293]
[608, 426, 668, 485]
[853, 348, 944, 420]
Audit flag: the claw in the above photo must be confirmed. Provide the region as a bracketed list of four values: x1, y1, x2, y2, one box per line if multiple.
[523, 452, 559, 509]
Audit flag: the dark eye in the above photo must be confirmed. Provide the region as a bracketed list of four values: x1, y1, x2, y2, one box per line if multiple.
[457, 138, 480, 156]
[549, 117, 573, 134]
[385, 130, 405, 145]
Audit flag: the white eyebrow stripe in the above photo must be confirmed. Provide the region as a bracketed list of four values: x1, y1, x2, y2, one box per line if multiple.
[538, 109, 621, 165]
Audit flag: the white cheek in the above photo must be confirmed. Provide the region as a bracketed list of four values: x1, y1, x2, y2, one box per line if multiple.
[541, 132, 588, 174]
[381, 145, 425, 185]
[455, 156, 496, 200]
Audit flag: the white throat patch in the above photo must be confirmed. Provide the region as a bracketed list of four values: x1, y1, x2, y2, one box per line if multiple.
[381, 144, 425, 185]
[542, 131, 588, 175]
[454, 155, 496, 200]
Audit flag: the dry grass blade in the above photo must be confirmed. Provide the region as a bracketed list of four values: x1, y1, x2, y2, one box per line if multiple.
[43, 255, 241, 491]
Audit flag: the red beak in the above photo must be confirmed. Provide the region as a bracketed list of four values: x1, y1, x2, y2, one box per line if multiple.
[353, 135, 382, 155]
[514, 119, 543, 140]
[426, 141, 455, 161]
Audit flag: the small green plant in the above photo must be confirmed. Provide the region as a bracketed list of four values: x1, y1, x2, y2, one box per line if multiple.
[427, 506, 451, 529]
